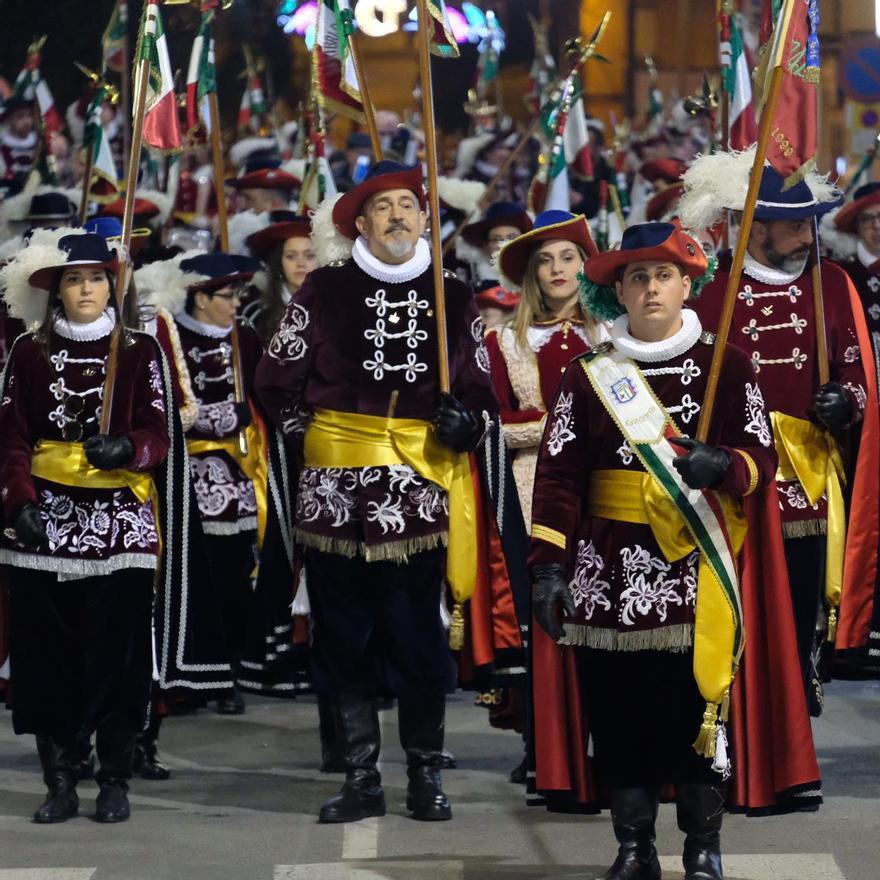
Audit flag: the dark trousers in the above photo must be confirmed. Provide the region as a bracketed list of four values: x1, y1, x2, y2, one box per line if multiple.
[305, 547, 455, 697]
[7, 567, 153, 764]
[203, 531, 256, 665]
[578, 647, 719, 789]
[783, 534, 826, 692]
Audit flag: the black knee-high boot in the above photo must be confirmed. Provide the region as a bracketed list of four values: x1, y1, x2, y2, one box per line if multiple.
[398, 691, 452, 821]
[95, 722, 137, 823]
[33, 736, 79, 824]
[318, 693, 346, 773]
[599, 788, 661, 880]
[677, 783, 725, 880]
[318, 694, 385, 823]
[133, 711, 171, 781]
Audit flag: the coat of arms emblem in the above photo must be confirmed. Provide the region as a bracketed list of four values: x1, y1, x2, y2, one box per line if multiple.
[611, 377, 637, 404]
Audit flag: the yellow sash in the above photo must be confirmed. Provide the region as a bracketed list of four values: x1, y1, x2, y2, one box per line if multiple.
[303, 408, 478, 603]
[30, 439, 158, 518]
[186, 421, 268, 546]
[771, 412, 845, 615]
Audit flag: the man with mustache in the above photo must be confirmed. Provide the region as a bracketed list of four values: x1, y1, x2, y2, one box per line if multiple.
[255, 161, 498, 824]
[685, 163, 874, 714]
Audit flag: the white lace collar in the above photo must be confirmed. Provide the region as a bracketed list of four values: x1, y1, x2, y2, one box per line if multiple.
[1, 130, 38, 150]
[53, 310, 115, 342]
[858, 241, 880, 270]
[743, 251, 805, 285]
[610, 308, 702, 363]
[352, 236, 432, 284]
[281, 283, 293, 305]
[175, 309, 232, 339]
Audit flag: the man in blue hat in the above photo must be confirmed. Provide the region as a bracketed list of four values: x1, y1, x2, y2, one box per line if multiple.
[685, 162, 877, 713]
[255, 161, 498, 825]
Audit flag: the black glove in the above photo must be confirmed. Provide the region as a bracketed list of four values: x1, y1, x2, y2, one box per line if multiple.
[433, 392, 479, 452]
[813, 382, 853, 431]
[14, 502, 46, 550]
[670, 437, 732, 490]
[532, 564, 576, 641]
[234, 401, 253, 428]
[83, 434, 135, 470]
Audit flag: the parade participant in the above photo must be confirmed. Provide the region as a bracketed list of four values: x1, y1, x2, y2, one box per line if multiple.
[0, 232, 173, 823]
[243, 212, 316, 341]
[457, 200, 532, 288]
[227, 159, 301, 215]
[255, 160, 498, 823]
[173, 252, 266, 716]
[0, 97, 39, 181]
[680, 158, 879, 711]
[530, 222, 821, 880]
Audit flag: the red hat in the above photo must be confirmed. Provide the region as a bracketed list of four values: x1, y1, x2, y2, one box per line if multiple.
[245, 211, 312, 261]
[498, 211, 598, 288]
[475, 284, 519, 312]
[462, 202, 532, 248]
[96, 196, 161, 222]
[332, 161, 426, 240]
[640, 158, 687, 184]
[834, 182, 880, 234]
[226, 168, 302, 192]
[583, 222, 707, 286]
[645, 182, 685, 222]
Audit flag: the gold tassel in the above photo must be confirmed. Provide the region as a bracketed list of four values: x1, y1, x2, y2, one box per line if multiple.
[719, 688, 731, 724]
[693, 702, 719, 759]
[827, 606, 838, 644]
[448, 602, 465, 650]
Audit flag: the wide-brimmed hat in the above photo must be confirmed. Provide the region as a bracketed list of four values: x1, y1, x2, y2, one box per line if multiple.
[753, 166, 842, 222]
[332, 160, 425, 240]
[834, 182, 880, 234]
[475, 283, 519, 312]
[497, 210, 598, 289]
[245, 211, 312, 261]
[26, 192, 76, 222]
[96, 196, 161, 223]
[640, 157, 687, 184]
[83, 216, 151, 257]
[462, 202, 532, 248]
[226, 157, 301, 193]
[179, 252, 261, 292]
[645, 182, 685, 223]
[27, 233, 119, 291]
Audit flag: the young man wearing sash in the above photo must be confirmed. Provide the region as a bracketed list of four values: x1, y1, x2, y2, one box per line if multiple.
[529, 223, 790, 880]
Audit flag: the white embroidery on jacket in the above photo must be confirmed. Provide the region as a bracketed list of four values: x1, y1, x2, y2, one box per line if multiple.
[744, 382, 772, 447]
[618, 545, 685, 626]
[547, 391, 575, 456]
[569, 540, 612, 619]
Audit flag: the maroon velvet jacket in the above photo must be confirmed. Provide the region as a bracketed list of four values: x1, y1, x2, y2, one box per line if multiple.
[176, 312, 263, 536]
[694, 253, 866, 535]
[255, 250, 498, 561]
[0, 318, 169, 576]
[529, 317, 777, 650]
[839, 254, 880, 387]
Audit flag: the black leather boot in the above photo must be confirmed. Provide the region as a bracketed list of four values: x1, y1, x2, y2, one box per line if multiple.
[33, 736, 79, 824]
[599, 788, 661, 880]
[94, 723, 136, 823]
[133, 712, 171, 780]
[318, 694, 346, 773]
[318, 695, 385, 823]
[73, 733, 95, 781]
[399, 692, 452, 821]
[677, 783, 725, 880]
[217, 686, 245, 715]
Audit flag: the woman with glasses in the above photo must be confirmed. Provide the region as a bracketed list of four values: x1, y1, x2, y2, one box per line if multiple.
[0, 232, 171, 824]
[174, 252, 265, 716]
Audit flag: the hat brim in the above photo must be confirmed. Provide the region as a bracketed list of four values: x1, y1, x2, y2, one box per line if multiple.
[498, 214, 598, 288]
[640, 159, 686, 184]
[645, 183, 685, 222]
[28, 259, 119, 292]
[96, 199, 161, 222]
[475, 284, 519, 311]
[583, 236, 707, 287]
[462, 211, 532, 248]
[246, 220, 312, 261]
[332, 167, 426, 240]
[753, 196, 841, 222]
[186, 270, 257, 293]
[834, 191, 880, 234]
[226, 170, 302, 192]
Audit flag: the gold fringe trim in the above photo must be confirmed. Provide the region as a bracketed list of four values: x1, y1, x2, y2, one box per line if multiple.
[293, 528, 448, 563]
[782, 518, 826, 539]
[449, 602, 465, 650]
[559, 622, 693, 652]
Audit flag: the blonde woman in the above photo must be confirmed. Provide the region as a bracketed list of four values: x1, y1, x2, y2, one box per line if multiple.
[486, 210, 606, 530]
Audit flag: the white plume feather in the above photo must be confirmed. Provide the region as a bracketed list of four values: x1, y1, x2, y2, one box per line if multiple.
[227, 210, 269, 257]
[229, 137, 278, 169]
[820, 207, 858, 262]
[133, 250, 208, 316]
[436, 177, 487, 220]
[311, 194, 353, 265]
[454, 132, 495, 177]
[135, 188, 174, 226]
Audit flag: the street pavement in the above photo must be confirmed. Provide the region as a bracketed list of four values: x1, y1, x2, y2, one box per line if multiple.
[1, 679, 878, 880]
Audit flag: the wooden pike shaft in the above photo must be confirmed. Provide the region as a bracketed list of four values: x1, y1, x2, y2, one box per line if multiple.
[415, 0, 450, 393]
[695, 63, 785, 442]
[347, 33, 383, 161]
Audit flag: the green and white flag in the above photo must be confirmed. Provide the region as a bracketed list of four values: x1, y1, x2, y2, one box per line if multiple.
[138, 2, 183, 153]
[85, 87, 120, 201]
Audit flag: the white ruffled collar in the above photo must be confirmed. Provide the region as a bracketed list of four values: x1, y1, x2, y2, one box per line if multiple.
[610, 308, 702, 363]
[53, 310, 115, 342]
[281, 283, 293, 305]
[858, 241, 880, 270]
[175, 309, 232, 339]
[743, 251, 805, 285]
[352, 236, 431, 284]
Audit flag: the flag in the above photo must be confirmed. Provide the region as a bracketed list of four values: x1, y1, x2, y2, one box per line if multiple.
[13, 37, 62, 139]
[137, 2, 183, 154]
[186, 10, 216, 135]
[313, 0, 364, 123]
[84, 86, 120, 202]
[722, 12, 758, 150]
[299, 134, 338, 210]
[102, 1, 128, 74]
[426, 0, 461, 58]
[237, 73, 267, 133]
[526, 14, 556, 114]
[763, 0, 820, 186]
[531, 73, 580, 212]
